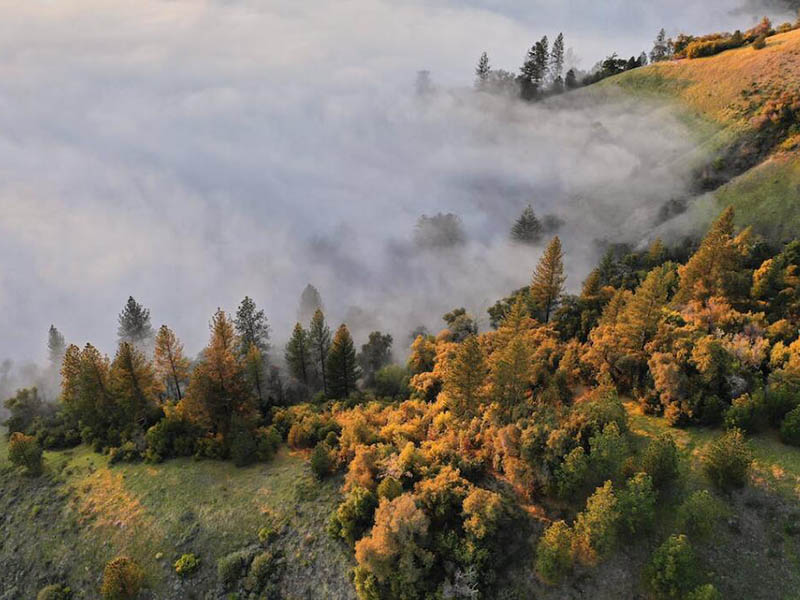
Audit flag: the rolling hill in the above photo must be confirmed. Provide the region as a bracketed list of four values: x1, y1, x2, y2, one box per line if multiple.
[599, 27, 800, 239]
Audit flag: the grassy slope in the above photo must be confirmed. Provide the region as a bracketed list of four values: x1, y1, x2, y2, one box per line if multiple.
[597, 28, 800, 237]
[0, 436, 355, 600]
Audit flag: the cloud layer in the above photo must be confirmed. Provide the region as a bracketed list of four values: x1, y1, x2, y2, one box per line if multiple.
[0, 0, 794, 370]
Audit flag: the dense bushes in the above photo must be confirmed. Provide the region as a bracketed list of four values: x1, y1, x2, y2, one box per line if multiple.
[702, 429, 753, 491]
[36, 585, 72, 600]
[640, 434, 680, 490]
[648, 534, 697, 599]
[676, 490, 725, 540]
[174, 553, 200, 577]
[328, 486, 378, 546]
[217, 549, 255, 587]
[8, 432, 44, 475]
[535, 520, 574, 584]
[100, 557, 143, 600]
[780, 405, 800, 446]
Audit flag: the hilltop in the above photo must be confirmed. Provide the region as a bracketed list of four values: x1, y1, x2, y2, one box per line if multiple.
[597, 27, 800, 239]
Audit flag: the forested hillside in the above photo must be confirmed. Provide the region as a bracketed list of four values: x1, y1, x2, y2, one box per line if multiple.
[5, 13, 800, 600]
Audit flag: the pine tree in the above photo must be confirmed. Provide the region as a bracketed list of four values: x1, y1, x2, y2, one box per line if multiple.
[536, 36, 550, 83]
[47, 325, 66, 367]
[117, 296, 154, 348]
[285, 323, 312, 385]
[61, 343, 113, 437]
[550, 33, 565, 88]
[153, 325, 190, 402]
[490, 335, 532, 415]
[326, 324, 360, 399]
[475, 52, 491, 90]
[443, 336, 487, 418]
[309, 309, 332, 395]
[520, 37, 550, 99]
[298, 284, 324, 325]
[650, 28, 670, 63]
[184, 309, 253, 437]
[109, 341, 161, 428]
[511, 205, 543, 244]
[530, 236, 566, 323]
[618, 265, 672, 360]
[565, 69, 578, 89]
[243, 343, 268, 411]
[234, 296, 270, 357]
[674, 207, 740, 305]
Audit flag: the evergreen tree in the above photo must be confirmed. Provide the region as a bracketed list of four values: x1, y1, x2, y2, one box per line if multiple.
[117, 296, 154, 348]
[674, 207, 741, 305]
[234, 296, 270, 357]
[638, 51, 649, 66]
[358, 331, 393, 387]
[530, 236, 566, 323]
[490, 335, 532, 415]
[153, 325, 190, 402]
[550, 33, 565, 89]
[298, 284, 324, 325]
[47, 325, 66, 367]
[309, 309, 332, 395]
[184, 309, 253, 437]
[285, 323, 312, 385]
[475, 52, 491, 90]
[61, 343, 113, 438]
[443, 336, 487, 418]
[650, 28, 671, 63]
[327, 324, 360, 399]
[520, 37, 549, 99]
[109, 341, 160, 429]
[243, 343, 268, 412]
[565, 69, 578, 89]
[511, 205, 543, 244]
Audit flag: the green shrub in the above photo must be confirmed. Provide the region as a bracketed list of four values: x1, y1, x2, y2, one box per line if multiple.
[257, 523, 278, 545]
[174, 553, 200, 577]
[535, 520, 574, 584]
[230, 426, 258, 467]
[195, 433, 226, 460]
[144, 417, 197, 462]
[37, 584, 73, 600]
[588, 422, 629, 485]
[555, 446, 589, 498]
[702, 429, 752, 491]
[217, 549, 253, 587]
[640, 434, 680, 491]
[780, 405, 800, 446]
[685, 583, 722, 600]
[648, 534, 697, 599]
[8, 431, 44, 476]
[572, 481, 620, 564]
[255, 426, 281, 461]
[753, 34, 767, 49]
[723, 394, 762, 433]
[109, 441, 141, 464]
[765, 384, 799, 426]
[327, 486, 378, 546]
[310, 442, 333, 479]
[617, 473, 657, 534]
[249, 551, 277, 588]
[377, 476, 403, 501]
[100, 556, 143, 600]
[373, 365, 410, 398]
[676, 490, 725, 540]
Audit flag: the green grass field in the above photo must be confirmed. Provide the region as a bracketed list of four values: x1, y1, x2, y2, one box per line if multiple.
[0, 436, 354, 599]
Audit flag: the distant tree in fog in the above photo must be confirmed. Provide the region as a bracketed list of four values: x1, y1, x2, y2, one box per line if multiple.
[650, 28, 671, 62]
[47, 325, 66, 367]
[415, 70, 433, 96]
[234, 296, 270, 357]
[298, 284, 324, 325]
[551, 33, 565, 90]
[511, 205, 543, 245]
[443, 308, 478, 342]
[285, 322, 312, 386]
[414, 213, 465, 249]
[117, 296, 154, 349]
[358, 331, 393, 387]
[309, 309, 332, 395]
[326, 324, 360, 399]
[475, 52, 491, 90]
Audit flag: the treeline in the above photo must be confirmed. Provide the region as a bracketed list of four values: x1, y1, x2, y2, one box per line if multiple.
[473, 13, 800, 102]
[3, 288, 401, 468]
[650, 15, 800, 62]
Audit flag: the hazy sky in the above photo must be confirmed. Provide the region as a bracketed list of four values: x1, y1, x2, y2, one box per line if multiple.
[0, 0, 795, 367]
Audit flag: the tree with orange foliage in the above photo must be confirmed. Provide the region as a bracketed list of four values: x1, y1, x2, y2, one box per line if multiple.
[154, 325, 190, 403]
[182, 309, 254, 438]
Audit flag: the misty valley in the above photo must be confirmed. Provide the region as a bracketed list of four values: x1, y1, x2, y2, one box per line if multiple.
[3, 1, 800, 600]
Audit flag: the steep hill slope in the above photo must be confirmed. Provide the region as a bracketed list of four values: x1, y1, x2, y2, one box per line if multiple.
[599, 27, 800, 238]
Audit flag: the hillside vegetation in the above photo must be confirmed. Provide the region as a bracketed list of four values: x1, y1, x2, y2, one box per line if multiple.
[600, 27, 800, 238]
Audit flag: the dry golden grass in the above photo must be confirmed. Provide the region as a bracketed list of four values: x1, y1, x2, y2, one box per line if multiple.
[607, 28, 800, 128]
